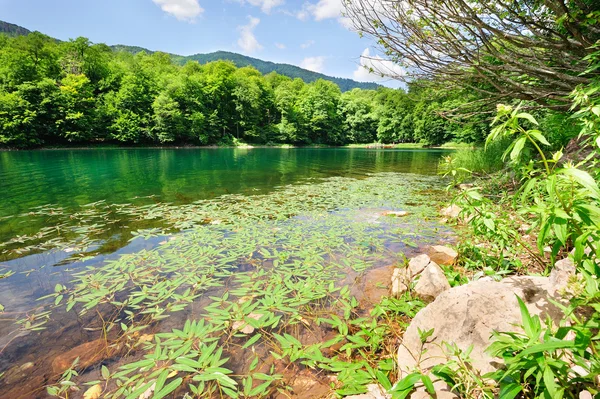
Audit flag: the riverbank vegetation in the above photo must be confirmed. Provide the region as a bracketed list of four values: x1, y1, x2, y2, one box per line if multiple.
[0, 32, 493, 148]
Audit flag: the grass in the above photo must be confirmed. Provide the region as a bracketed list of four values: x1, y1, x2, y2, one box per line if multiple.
[441, 138, 509, 177]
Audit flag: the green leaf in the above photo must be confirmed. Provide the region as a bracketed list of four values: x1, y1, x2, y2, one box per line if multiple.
[499, 383, 522, 399]
[510, 137, 527, 161]
[528, 130, 550, 146]
[516, 112, 539, 125]
[558, 168, 600, 199]
[153, 377, 182, 399]
[420, 374, 435, 395]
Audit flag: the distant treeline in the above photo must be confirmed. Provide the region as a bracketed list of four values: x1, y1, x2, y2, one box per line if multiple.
[0, 32, 490, 148]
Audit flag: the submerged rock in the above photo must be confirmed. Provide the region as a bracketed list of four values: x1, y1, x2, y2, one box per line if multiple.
[232, 313, 263, 334]
[383, 210, 409, 217]
[397, 276, 565, 379]
[413, 261, 450, 302]
[51, 338, 117, 374]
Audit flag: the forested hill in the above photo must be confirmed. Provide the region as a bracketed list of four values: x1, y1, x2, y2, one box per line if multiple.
[109, 49, 379, 92]
[177, 51, 379, 92]
[0, 20, 378, 92]
[0, 21, 31, 37]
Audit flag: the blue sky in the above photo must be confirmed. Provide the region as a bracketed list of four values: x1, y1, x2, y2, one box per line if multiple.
[0, 0, 402, 87]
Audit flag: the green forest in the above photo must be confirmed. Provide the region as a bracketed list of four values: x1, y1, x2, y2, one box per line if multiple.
[0, 31, 491, 148]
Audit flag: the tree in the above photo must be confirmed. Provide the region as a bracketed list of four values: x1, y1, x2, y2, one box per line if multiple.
[339, 89, 378, 143]
[296, 79, 342, 144]
[345, 0, 600, 108]
[57, 74, 96, 142]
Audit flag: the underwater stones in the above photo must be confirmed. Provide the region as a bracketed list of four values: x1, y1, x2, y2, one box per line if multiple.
[427, 245, 458, 266]
[413, 261, 451, 302]
[397, 276, 565, 380]
[383, 210, 409, 217]
[51, 339, 116, 374]
[232, 313, 263, 334]
[2, 362, 36, 384]
[361, 266, 394, 304]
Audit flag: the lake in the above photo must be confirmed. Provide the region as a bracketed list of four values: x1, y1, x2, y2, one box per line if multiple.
[0, 148, 454, 398]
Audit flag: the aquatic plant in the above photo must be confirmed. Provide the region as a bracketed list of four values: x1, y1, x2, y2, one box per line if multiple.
[7, 173, 449, 398]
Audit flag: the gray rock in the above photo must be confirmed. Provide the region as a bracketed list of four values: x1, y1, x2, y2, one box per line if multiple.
[409, 379, 458, 399]
[440, 205, 461, 219]
[398, 276, 564, 379]
[391, 268, 410, 297]
[549, 257, 576, 294]
[408, 254, 431, 277]
[344, 384, 390, 399]
[413, 262, 450, 302]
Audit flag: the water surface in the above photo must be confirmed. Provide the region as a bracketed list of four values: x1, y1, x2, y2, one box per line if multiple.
[0, 148, 453, 398]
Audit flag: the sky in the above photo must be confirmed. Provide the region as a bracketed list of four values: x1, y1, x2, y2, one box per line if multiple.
[0, 0, 402, 87]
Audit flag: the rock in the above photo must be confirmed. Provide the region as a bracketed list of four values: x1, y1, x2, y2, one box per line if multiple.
[83, 384, 103, 399]
[549, 257, 576, 294]
[2, 362, 36, 384]
[345, 384, 390, 399]
[52, 339, 116, 374]
[232, 313, 263, 334]
[410, 379, 458, 399]
[361, 266, 394, 304]
[408, 254, 430, 277]
[518, 223, 531, 233]
[428, 245, 458, 266]
[397, 276, 564, 379]
[20, 362, 34, 371]
[440, 205, 461, 219]
[413, 262, 450, 302]
[391, 268, 409, 297]
[384, 211, 409, 217]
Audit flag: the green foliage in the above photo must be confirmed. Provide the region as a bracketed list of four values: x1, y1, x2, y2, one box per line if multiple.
[444, 58, 600, 398]
[0, 31, 490, 148]
[20, 173, 444, 398]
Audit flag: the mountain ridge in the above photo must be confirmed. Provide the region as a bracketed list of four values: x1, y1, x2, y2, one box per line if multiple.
[1, 21, 379, 92]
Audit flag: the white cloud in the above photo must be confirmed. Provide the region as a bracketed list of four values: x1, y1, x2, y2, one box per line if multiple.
[293, 0, 353, 29]
[236, 0, 284, 14]
[152, 0, 204, 22]
[275, 42, 286, 49]
[310, 0, 343, 21]
[237, 16, 263, 53]
[353, 48, 406, 82]
[300, 40, 315, 49]
[300, 56, 326, 73]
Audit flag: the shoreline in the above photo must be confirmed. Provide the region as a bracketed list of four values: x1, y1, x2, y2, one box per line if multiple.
[0, 142, 473, 151]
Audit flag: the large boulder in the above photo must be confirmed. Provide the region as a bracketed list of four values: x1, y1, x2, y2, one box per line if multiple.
[413, 262, 451, 302]
[397, 276, 567, 379]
